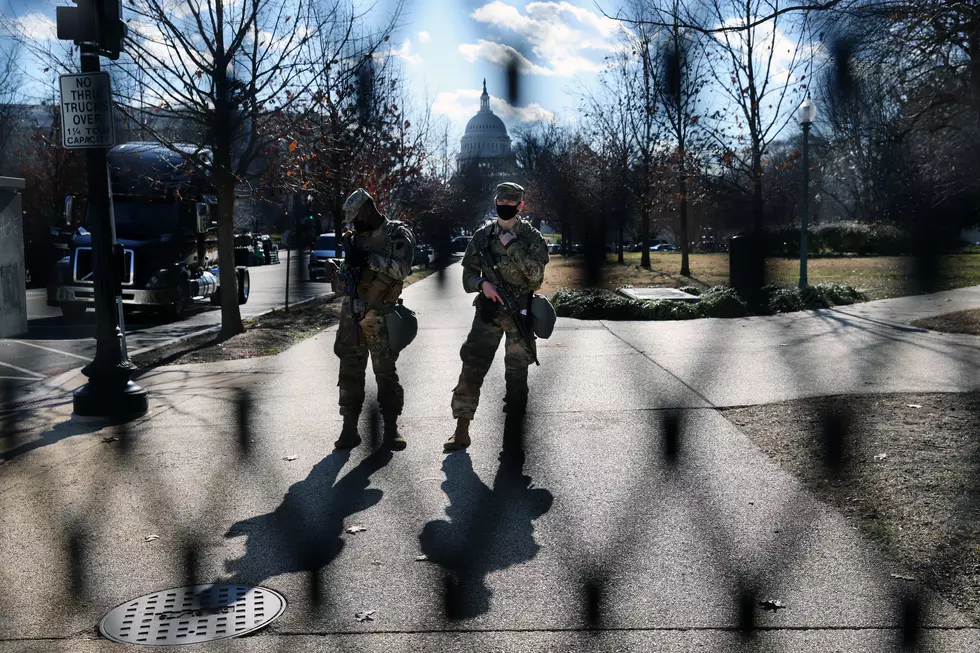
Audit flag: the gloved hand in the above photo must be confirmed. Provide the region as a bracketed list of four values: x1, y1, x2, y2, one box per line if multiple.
[343, 234, 369, 268]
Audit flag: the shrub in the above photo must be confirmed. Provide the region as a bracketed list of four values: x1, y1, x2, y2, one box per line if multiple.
[813, 283, 866, 306]
[552, 288, 649, 320]
[551, 283, 864, 321]
[764, 285, 804, 314]
[699, 285, 748, 318]
[678, 285, 702, 296]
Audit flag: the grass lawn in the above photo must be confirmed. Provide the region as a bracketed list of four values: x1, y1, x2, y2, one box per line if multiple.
[541, 252, 980, 301]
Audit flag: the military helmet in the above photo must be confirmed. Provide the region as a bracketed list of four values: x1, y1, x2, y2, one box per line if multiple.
[385, 301, 419, 353]
[495, 182, 525, 202]
[530, 293, 556, 339]
[343, 188, 374, 220]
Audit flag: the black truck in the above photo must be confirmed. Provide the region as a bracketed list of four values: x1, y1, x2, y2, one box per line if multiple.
[48, 142, 250, 319]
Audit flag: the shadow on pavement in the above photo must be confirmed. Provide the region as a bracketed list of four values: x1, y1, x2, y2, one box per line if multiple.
[221, 448, 393, 590]
[23, 306, 216, 341]
[0, 413, 107, 463]
[420, 439, 554, 620]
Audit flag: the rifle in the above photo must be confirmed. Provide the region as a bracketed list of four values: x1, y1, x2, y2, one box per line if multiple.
[342, 232, 363, 345]
[479, 241, 540, 366]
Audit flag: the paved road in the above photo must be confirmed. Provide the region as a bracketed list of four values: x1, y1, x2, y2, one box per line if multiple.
[1, 269, 978, 650]
[0, 254, 329, 402]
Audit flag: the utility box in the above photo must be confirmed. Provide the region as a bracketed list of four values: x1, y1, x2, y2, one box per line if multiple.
[0, 177, 27, 337]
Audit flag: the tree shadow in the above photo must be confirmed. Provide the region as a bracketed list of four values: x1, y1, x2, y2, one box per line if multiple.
[221, 447, 392, 587]
[0, 414, 106, 463]
[419, 443, 553, 620]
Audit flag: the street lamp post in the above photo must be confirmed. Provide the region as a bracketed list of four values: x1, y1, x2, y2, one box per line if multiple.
[798, 95, 816, 289]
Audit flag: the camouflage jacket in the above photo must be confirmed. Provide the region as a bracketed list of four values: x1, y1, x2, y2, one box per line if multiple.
[461, 218, 549, 298]
[342, 217, 416, 311]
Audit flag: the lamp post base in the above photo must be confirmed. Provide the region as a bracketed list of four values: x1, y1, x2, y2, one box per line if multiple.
[73, 379, 148, 420]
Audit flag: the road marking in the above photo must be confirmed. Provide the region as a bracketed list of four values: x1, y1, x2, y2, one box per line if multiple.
[0, 361, 45, 379]
[4, 340, 91, 361]
[0, 375, 40, 381]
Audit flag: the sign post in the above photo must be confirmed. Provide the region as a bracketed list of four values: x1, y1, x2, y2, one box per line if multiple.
[59, 46, 147, 419]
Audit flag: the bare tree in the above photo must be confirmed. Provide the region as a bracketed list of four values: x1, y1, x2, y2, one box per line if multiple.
[651, 0, 713, 275]
[584, 45, 639, 263]
[698, 0, 813, 232]
[0, 41, 24, 172]
[619, 0, 670, 268]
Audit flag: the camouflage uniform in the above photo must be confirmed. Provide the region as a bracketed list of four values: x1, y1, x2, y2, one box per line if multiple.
[335, 216, 415, 420]
[451, 217, 550, 420]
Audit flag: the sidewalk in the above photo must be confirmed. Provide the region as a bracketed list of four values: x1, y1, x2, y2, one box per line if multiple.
[1, 272, 979, 651]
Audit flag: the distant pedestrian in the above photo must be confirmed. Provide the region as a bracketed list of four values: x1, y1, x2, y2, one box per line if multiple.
[445, 182, 550, 451]
[334, 188, 416, 451]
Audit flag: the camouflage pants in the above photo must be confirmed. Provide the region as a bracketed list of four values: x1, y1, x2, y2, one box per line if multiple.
[451, 310, 536, 420]
[334, 298, 403, 418]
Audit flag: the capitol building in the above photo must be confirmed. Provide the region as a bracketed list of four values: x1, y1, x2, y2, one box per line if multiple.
[457, 80, 516, 175]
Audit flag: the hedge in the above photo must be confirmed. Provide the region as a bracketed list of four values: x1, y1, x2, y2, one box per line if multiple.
[552, 283, 865, 321]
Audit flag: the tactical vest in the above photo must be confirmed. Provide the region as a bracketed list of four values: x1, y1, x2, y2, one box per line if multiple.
[356, 221, 404, 310]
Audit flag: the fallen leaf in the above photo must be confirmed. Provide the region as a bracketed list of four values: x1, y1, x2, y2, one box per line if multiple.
[345, 525, 367, 534]
[102, 435, 118, 443]
[890, 573, 915, 581]
[758, 599, 786, 611]
[144, 534, 160, 542]
[415, 554, 429, 562]
[873, 453, 888, 461]
[283, 455, 299, 461]
[906, 404, 923, 409]
[355, 610, 375, 622]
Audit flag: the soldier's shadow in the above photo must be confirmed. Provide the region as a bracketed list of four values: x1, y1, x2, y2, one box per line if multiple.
[419, 445, 553, 620]
[221, 448, 392, 586]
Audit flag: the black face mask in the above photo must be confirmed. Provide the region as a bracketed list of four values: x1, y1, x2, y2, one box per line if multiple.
[495, 204, 519, 220]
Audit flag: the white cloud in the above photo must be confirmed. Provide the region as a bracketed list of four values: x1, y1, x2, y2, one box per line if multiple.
[13, 13, 57, 42]
[713, 17, 810, 89]
[418, 31, 431, 43]
[432, 88, 554, 125]
[128, 20, 185, 66]
[458, 40, 552, 76]
[374, 39, 421, 65]
[462, 1, 629, 77]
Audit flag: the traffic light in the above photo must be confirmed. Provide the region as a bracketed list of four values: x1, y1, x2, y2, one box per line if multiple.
[55, 0, 127, 60]
[97, 0, 127, 60]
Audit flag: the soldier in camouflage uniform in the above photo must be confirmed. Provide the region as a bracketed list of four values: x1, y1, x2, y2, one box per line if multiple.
[445, 182, 550, 452]
[334, 188, 416, 451]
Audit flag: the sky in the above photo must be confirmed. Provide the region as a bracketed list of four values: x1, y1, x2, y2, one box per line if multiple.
[1, 0, 816, 153]
[1, 0, 632, 137]
[369, 0, 629, 143]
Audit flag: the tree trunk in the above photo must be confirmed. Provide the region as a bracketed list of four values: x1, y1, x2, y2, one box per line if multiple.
[752, 149, 764, 234]
[618, 219, 625, 264]
[216, 172, 244, 337]
[679, 171, 690, 276]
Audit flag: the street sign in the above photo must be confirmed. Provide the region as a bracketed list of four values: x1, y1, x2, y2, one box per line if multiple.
[59, 72, 115, 149]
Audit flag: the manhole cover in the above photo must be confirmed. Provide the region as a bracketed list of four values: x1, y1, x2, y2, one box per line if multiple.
[99, 584, 286, 646]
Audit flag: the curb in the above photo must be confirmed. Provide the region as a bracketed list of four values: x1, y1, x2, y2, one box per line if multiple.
[3, 291, 337, 412]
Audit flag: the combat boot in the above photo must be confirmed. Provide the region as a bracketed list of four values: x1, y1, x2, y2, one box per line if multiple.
[384, 414, 407, 451]
[334, 415, 362, 450]
[443, 418, 472, 452]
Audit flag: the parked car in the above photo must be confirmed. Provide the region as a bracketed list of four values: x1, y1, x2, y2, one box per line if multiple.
[651, 244, 677, 252]
[258, 235, 280, 265]
[548, 242, 562, 254]
[448, 236, 472, 254]
[413, 243, 432, 266]
[309, 233, 339, 281]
